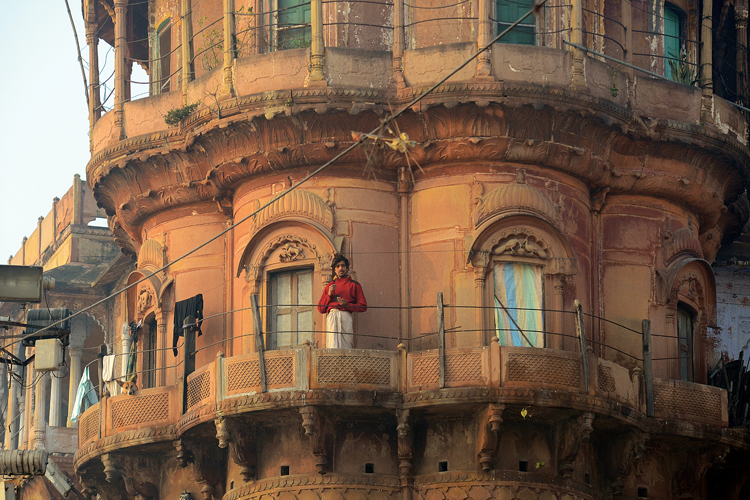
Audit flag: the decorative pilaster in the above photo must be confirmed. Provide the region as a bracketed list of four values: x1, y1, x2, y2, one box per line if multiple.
[113, 0, 129, 140]
[216, 416, 257, 482]
[392, 0, 406, 87]
[307, 0, 326, 86]
[474, 0, 492, 79]
[736, 5, 748, 102]
[570, 0, 585, 86]
[223, 0, 236, 97]
[396, 409, 413, 500]
[181, 0, 194, 103]
[557, 412, 594, 477]
[86, 0, 101, 132]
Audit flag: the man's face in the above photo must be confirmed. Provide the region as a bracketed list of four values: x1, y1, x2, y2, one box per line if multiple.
[335, 262, 349, 278]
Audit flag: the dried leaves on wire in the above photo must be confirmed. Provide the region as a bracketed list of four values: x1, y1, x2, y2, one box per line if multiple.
[351, 119, 421, 180]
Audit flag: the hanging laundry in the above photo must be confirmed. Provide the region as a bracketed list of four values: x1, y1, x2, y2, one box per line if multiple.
[70, 365, 98, 423]
[173, 294, 203, 356]
[125, 320, 141, 381]
[102, 354, 118, 396]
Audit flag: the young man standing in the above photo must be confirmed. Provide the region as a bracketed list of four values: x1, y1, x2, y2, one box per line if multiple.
[317, 255, 367, 348]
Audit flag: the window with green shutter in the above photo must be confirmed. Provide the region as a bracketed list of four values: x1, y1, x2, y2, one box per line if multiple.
[496, 0, 536, 45]
[664, 4, 683, 80]
[277, 0, 311, 50]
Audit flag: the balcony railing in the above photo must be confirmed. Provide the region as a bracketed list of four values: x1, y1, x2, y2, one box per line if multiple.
[76, 343, 728, 452]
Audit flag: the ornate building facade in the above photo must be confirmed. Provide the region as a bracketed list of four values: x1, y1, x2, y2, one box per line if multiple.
[38, 0, 750, 498]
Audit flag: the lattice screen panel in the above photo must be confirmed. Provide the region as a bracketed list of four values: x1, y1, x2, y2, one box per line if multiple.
[412, 355, 439, 387]
[266, 356, 294, 386]
[227, 359, 261, 392]
[507, 353, 580, 388]
[318, 355, 390, 385]
[445, 352, 482, 382]
[111, 393, 170, 429]
[187, 371, 212, 409]
[79, 407, 99, 443]
[654, 384, 722, 421]
[597, 365, 616, 393]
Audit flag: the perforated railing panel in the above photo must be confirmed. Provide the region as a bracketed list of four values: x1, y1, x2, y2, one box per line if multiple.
[111, 393, 170, 429]
[265, 356, 294, 386]
[445, 352, 482, 382]
[187, 371, 211, 409]
[318, 355, 391, 385]
[412, 355, 439, 387]
[507, 352, 580, 388]
[654, 383, 723, 421]
[227, 359, 261, 392]
[598, 364, 617, 393]
[79, 407, 99, 443]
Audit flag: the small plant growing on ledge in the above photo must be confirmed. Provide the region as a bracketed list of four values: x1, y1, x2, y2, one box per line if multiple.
[164, 103, 199, 126]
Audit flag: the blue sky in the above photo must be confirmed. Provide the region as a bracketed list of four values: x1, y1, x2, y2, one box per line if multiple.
[0, 2, 91, 262]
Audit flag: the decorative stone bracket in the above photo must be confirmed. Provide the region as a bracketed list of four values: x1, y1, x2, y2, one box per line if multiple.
[100, 453, 160, 500]
[300, 406, 333, 475]
[610, 431, 649, 495]
[215, 416, 257, 483]
[173, 436, 226, 500]
[557, 412, 594, 478]
[397, 409, 414, 480]
[477, 403, 505, 471]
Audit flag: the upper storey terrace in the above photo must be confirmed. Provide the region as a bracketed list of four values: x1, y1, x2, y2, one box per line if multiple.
[84, 0, 750, 253]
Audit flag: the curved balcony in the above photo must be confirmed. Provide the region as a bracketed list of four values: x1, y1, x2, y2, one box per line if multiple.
[74, 342, 736, 470]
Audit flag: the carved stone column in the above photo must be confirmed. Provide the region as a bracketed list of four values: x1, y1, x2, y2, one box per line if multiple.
[4, 342, 25, 449]
[67, 348, 83, 427]
[307, 0, 326, 86]
[113, 0, 129, 140]
[471, 251, 489, 345]
[49, 366, 64, 428]
[737, 5, 748, 106]
[549, 276, 564, 350]
[122, 323, 133, 379]
[570, 0, 585, 86]
[34, 372, 49, 450]
[474, 0, 492, 79]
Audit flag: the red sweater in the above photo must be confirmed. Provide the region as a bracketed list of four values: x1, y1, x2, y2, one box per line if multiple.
[317, 276, 368, 314]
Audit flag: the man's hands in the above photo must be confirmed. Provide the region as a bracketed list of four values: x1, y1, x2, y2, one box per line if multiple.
[328, 283, 336, 297]
[337, 297, 347, 306]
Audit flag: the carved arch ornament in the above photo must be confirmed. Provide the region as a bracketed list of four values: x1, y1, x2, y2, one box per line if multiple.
[127, 238, 174, 320]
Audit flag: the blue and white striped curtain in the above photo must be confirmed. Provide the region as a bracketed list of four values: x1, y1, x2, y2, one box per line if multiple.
[493, 263, 544, 347]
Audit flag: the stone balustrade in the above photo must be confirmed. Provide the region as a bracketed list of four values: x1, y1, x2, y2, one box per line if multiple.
[76, 343, 728, 454]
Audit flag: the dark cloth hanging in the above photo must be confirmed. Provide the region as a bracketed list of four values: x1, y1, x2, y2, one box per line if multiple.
[173, 294, 203, 356]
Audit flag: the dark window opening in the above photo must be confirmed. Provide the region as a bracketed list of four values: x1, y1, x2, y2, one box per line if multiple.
[584, 473, 591, 485]
[365, 463, 374, 474]
[677, 304, 695, 382]
[142, 318, 157, 389]
[438, 461, 448, 472]
[280, 465, 290, 476]
[638, 487, 648, 498]
[518, 461, 528, 472]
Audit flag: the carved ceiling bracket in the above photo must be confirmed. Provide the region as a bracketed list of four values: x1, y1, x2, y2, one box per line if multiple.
[175, 436, 226, 500]
[610, 431, 649, 496]
[557, 412, 594, 478]
[100, 453, 160, 500]
[396, 409, 414, 482]
[477, 403, 505, 471]
[300, 406, 333, 475]
[215, 416, 257, 483]
[590, 186, 610, 213]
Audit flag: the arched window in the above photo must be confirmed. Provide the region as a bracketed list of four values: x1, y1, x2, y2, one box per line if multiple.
[468, 174, 577, 349]
[236, 189, 340, 351]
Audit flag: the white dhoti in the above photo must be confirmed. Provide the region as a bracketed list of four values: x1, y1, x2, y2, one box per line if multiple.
[326, 309, 354, 348]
